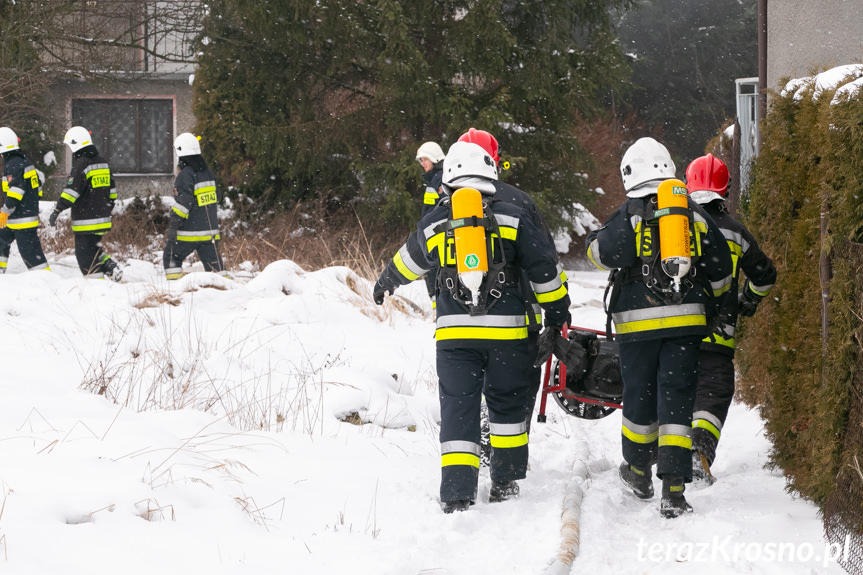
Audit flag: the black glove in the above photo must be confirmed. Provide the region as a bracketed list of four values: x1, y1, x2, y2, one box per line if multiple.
[166, 220, 180, 242]
[49, 209, 60, 227]
[737, 290, 760, 317]
[373, 280, 393, 305]
[554, 336, 586, 375]
[533, 326, 560, 368]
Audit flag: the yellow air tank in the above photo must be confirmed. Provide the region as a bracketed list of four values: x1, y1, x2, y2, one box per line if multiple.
[656, 178, 692, 290]
[451, 187, 488, 306]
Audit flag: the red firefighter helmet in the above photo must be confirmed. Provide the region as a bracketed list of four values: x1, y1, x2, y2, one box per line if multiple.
[685, 153, 729, 196]
[457, 128, 500, 165]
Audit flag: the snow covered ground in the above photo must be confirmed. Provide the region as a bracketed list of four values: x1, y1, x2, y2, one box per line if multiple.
[0, 238, 847, 574]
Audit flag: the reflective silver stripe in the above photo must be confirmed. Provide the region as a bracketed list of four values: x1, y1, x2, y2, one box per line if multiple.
[72, 217, 112, 227]
[0, 206, 12, 215]
[85, 272, 105, 279]
[587, 239, 610, 271]
[489, 421, 527, 435]
[440, 440, 481, 456]
[165, 266, 183, 275]
[721, 228, 744, 247]
[613, 303, 705, 324]
[629, 214, 643, 229]
[194, 180, 216, 191]
[711, 274, 733, 292]
[659, 423, 692, 438]
[742, 237, 751, 252]
[8, 216, 39, 225]
[423, 217, 448, 240]
[622, 416, 658, 436]
[29, 262, 50, 271]
[693, 212, 708, 226]
[177, 229, 219, 237]
[7, 186, 25, 197]
[83, 163, 109, 175]
[436, 314, 527, 329]
[531, 274, 563, 294]
[749, 280, 774, 294]
[62, 188, 80, 199]
[172, 202, 190, 216]
[0, 256, 8, 263]
[692, 410, 723, 431]
[494, 213, 519, 229]
[397, 244, 428, 277]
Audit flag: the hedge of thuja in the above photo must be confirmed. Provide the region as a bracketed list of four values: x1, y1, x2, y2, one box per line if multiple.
[737, 76, 863, 510]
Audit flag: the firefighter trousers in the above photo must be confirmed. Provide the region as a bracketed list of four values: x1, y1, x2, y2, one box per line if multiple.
[163, 238, 226, 279]
[0, 227, 49, 273]
[692, 349, 736, 465]
[74, 233, 116, 277]
[618, 336, 700, 481]
[437, 343, 532, 502]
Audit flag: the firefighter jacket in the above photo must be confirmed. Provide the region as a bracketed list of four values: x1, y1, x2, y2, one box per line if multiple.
[420, 162, 443, 219]
[1, 152, 42, 230]
[58, 149, 117, 234]
[585, 193, 733, 343]
[377, 190, 570, 350]
[699, 200, 777, 356]
[169, 161, 221, 242]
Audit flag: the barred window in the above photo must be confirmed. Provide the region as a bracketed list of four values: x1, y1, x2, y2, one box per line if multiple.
[71, 99, 173, 174]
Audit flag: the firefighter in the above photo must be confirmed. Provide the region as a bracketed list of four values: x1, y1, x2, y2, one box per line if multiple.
[685, 153, 776, 485]
[456, 128, 569, 432]
[585, 137, 733, 518]
[163, 133, 227, 280]
[0, 127, 50, 273]
[373, 141, 572, 513]
[50, 126, 122, 281]
[416, 141, 445, 219]
[416, 141, 445, 304]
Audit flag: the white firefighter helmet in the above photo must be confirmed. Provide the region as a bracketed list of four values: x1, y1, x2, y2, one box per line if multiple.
[620, 137, 676, 196]
[0, 127, 20, 153]
[174, 132, 201, 157]
[442, 141, 498, 192]
[64, 126, 93, 153]
[416, 141, 445, 163]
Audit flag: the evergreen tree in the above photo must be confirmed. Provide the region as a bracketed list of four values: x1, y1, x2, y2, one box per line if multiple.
[193, 0, 635, 228]
[618, 0, 757, 161]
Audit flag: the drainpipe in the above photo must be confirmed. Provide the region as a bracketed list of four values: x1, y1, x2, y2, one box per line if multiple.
[757, 0, 767, 152]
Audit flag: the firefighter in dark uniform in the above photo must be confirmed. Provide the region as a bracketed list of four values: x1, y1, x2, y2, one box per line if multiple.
[50, 126, 122, 280]
[0, 127, 50, 273]
[457, 128, 569, 432]
[163, 132, 227, 280]
[585, 137, 733, 518]
[416, 141, 445, 305]
[685, 154, 776, 484]
[374, 141, 572, 513]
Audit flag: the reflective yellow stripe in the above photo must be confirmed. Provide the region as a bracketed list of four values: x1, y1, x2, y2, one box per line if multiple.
[423, 191, 439, 205]
[72, 222, 112, 232]
[489, 433, 528, 449]
[692, 419, 721, 440]
[165, 273, 184, 280]
[6, 189, 23, 201]
[615, 314, 706, 334]
[622, 426, 658, 444]
[61, 191, 78, 203]
[172, 206, 189, 219]
[427, 233, 445, 265]
[441, 453, 480, 468]
[23, 169, 39, 189]
[535, 283, 568, 304]
[87, 168, 111, 188]
[702, 332, 735, 348]
[394, 251, 421, 281]
[499, 226, 517, 241]
[658, 435, 692, 449]
[177, 233, 220, 242]
[435, 326, 529, 341]
[7, 220, 39, 230]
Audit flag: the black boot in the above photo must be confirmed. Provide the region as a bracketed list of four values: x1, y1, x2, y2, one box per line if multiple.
[660, 476, 693, 518]
[442, 499, 473, 514]
[103, 258, 123, 282]
[618, 461, 654, 499]
[489, 480, 519, 503]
